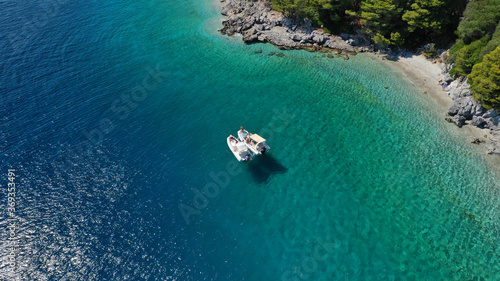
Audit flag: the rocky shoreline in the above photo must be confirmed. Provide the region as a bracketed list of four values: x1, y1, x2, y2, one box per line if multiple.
[217, 0, 500, 155]
[442, 73, 500, 155]
[218, 0, 361, 52]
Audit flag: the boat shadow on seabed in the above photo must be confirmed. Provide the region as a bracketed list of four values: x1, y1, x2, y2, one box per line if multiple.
[247, 154, 287, 183]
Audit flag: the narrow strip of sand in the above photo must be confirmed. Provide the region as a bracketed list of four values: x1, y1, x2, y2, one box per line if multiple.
[367, 52, 500, 172]
[383, 54, 452, 109]
[369, 53, 491, 141]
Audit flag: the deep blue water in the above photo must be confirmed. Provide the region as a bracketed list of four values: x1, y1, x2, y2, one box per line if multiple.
[1, 0, 499, 280]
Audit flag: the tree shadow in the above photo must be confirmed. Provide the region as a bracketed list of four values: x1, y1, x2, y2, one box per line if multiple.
[247, 154, 287, 184]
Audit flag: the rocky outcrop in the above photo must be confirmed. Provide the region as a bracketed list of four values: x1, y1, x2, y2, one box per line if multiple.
[218, 0, 356, 52]
[453, 115, 467, 127]
[447, 96, 484, 119]
[443, 74, 500, 154]
[445, 79, 493, 126]
[470, 116, 487, 128]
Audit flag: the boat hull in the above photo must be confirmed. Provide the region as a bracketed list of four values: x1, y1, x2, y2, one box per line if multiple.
[237, 130, 270, 155]
[237, 130, 248, 142]
[227, 137, 252, 162]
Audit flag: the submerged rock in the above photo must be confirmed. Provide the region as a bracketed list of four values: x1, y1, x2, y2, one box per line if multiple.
[470, 138, 482, 144]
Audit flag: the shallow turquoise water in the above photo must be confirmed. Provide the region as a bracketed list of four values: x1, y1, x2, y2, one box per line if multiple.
[1, 0, 499, 280]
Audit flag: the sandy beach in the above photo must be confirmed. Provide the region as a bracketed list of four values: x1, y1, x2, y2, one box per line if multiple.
[373, 53, 491, 140]
[384, 54, 451, 108]
[367, 52, 500, 170]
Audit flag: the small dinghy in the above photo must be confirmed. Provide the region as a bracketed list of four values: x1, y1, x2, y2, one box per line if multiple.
[237, 127, 270, 155]
[227, 135, 253, 162]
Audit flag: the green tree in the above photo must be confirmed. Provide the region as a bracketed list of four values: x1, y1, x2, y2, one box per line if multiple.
[271, 0, 356, 33]
[480, 22, 500, 58]
[448, 0, 500, 76]
[357, 0, 400, 35]
[450, 36, 490, 77]
[373, 33, 391, 47]
[468, 46, 500, 109]
[348, 0, 466, 47]
[390, 32, 405, 45]
[456, 0, 500, 44]
[271, 0, 297, 16]
[402, 0, 445, 31]
[271, 0, 468, 48]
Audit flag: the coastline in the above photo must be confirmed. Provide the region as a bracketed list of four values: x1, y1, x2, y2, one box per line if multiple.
[376, 54, 500, 170]
[375, 53, 451, 109]
[216, 0, 500, 158]
[217, 0, 357, 52]
[370, 53, 500, 155]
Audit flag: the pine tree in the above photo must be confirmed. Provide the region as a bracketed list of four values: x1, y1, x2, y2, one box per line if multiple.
[402, 0, 445, 31]
[468, 46, 500, 109]
[358, 0, 400, 35]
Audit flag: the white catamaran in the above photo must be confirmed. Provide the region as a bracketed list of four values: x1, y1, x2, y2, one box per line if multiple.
[237, 127, 271, 155]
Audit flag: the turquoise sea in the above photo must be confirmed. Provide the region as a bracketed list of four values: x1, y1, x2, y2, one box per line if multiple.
[1, 0, 499, 280]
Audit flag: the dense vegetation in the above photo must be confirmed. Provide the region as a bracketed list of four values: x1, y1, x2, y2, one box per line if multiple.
[270, 0, 467, 47]
[468, 46, 500, 109]
[446, 0, 500, 110]
[447, 0, 500, 76]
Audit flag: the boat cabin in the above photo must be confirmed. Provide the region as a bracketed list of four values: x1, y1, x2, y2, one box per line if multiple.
[247, 134, 270, 154]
